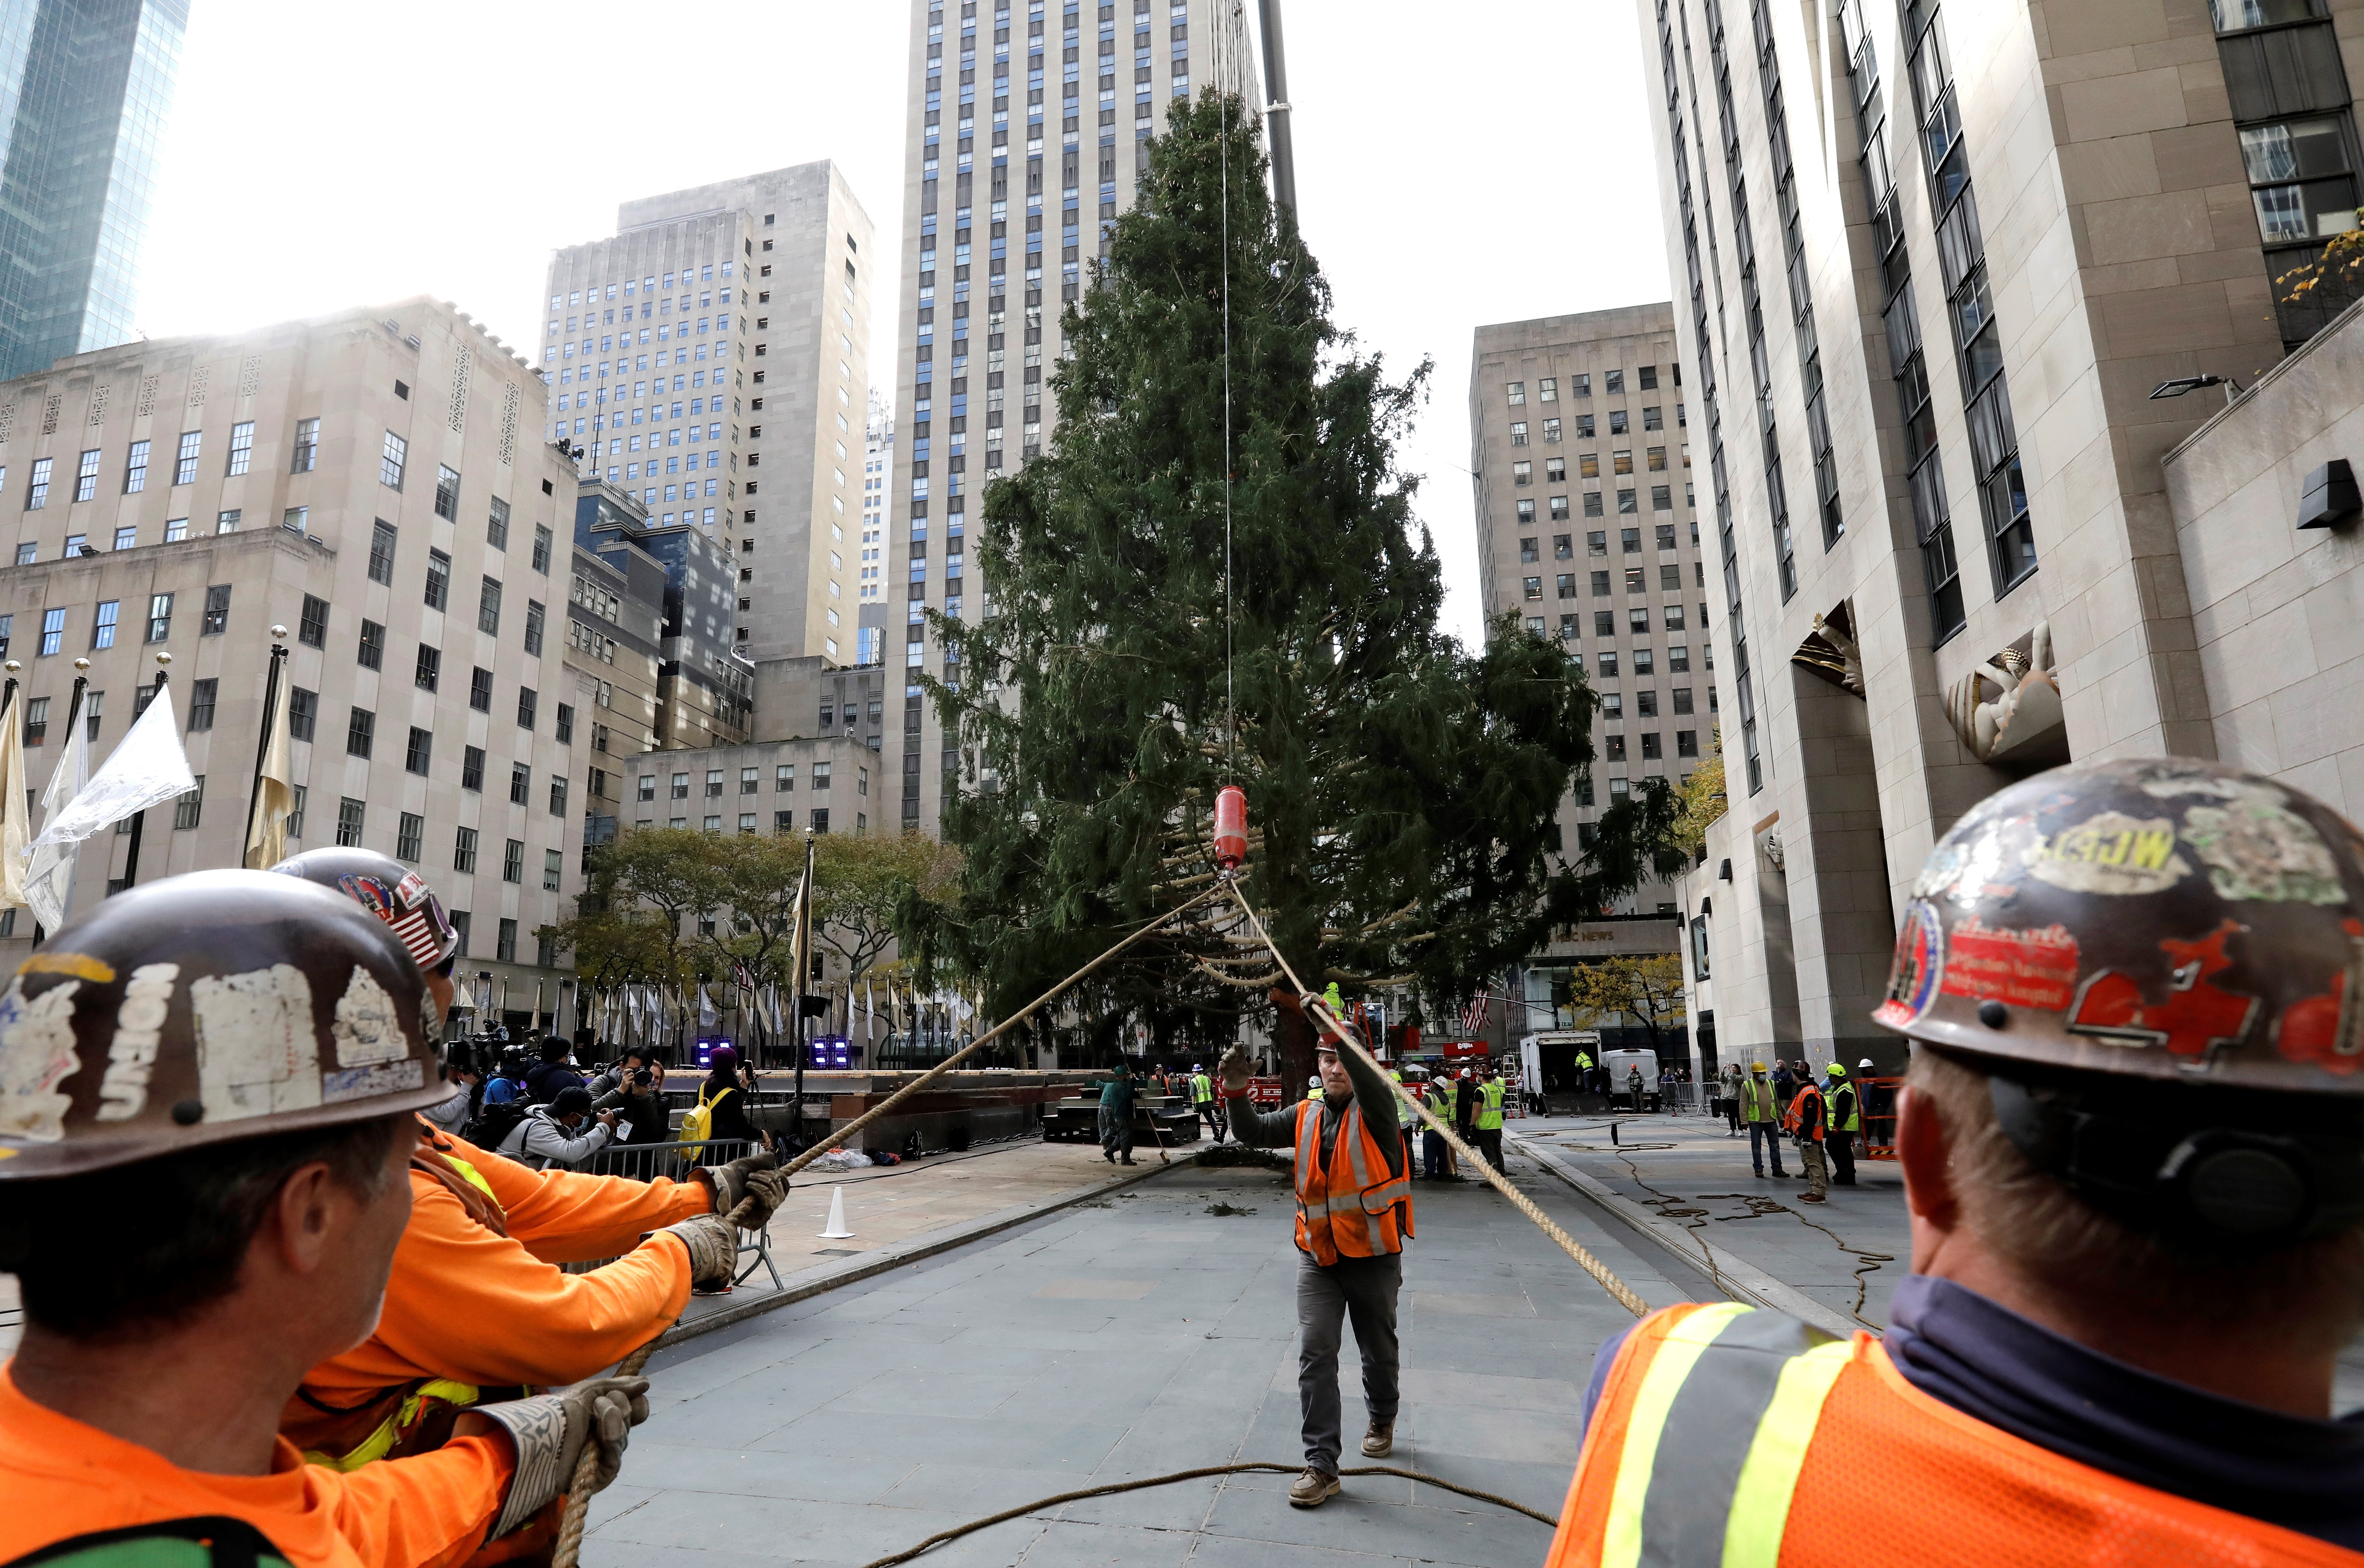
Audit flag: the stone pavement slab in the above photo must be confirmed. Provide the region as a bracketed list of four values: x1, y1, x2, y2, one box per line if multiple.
[592, 1152, 1716, 1566]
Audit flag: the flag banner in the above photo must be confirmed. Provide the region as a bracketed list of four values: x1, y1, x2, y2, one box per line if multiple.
[244, 675, 296, 870]
[0, 691, 27, 909]
[32, 681, 191, 850]
[22, 699, 96, 933]
[697, 985, 717, 1028]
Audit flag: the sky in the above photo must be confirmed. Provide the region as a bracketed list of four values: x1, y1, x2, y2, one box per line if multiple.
[139, 0, 1670, 648]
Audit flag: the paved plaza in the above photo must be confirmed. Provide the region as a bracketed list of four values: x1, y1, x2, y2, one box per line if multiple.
[582, 1148, 1717, 1567]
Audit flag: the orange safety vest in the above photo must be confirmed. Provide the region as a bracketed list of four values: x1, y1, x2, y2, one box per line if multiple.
[1545, 1302, 2357, 1568]
[1291, 1097, 1414, 1264]
[1784, 1079, 1826, 1142]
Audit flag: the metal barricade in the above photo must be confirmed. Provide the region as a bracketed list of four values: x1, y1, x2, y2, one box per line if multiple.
[575, 1136, 782, 1289]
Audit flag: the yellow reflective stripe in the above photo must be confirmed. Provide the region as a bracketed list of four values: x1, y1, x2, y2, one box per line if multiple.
[443, 1156, 496, 1201]
[1601, 1302, 1751, 1568]
[1718, 1340, 1852, 1568]
[301, 1380, 481, 1472]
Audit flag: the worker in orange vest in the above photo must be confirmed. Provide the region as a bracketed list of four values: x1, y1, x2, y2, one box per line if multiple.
[1782, 1064, 1829, 1203]
[0, 871, 649, 1568]
[270, 850, 786, 1511]
[1216, 1019, 1412, 1511]
[1547, 758, 2364, 1563]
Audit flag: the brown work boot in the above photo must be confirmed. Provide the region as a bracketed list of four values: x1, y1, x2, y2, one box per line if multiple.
[1289, 1468, 1342, 1508]
[1361, 1421, 1394, 1458]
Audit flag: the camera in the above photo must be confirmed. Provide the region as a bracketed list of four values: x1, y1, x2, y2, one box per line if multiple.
[632, 1067, 654, 1087]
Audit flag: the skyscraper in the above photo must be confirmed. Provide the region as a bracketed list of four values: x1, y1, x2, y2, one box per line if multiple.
[538, 162, 875, 667]
[0, 0, 187, 384]
[883, 0, 1254, 832]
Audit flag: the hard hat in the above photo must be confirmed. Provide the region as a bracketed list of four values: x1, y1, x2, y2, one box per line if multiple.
[1826, 1063, 1846, 1077]
[1308, 1075, 1321, 1088]
[272, 847, 459, 977]
[0, 870, 449, 1179]
[1858, 1058, 1875, 1069]
[1876, 757, 2364, 1245]
[1750, 1060, 1768, 1072]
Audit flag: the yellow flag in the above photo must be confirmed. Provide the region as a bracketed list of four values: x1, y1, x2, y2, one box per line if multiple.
[0, 690, 25, 908]
[243, 679, 295, 869]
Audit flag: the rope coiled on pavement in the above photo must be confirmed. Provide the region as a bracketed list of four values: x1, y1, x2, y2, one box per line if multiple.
[859, 1461, 1558, 1568]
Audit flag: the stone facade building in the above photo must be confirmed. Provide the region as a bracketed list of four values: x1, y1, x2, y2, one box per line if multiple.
[0, 299, 579, 1028]
[1639, 0, 2364, 1071]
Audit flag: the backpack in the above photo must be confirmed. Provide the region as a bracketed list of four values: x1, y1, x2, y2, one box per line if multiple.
[8, 1517, 290, 1568]
[679, 1083, 733, 1142]
[461, 1097, 531, 1152]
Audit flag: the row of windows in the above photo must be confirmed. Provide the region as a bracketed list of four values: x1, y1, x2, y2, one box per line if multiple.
[631, 760, 866, 800]
[636, 809, 859, 836]
[1522, 525, 1696, 560]
[1509, 408, 1684, 445]
[1504, 366, 1672, 405]
[550, 265, 734, 312]
[11, 418, 324, 511]
[0, 583, 234, 664]
[1511, 448, 1685, 482]
[1516, 486, 1689, 520]
[1518, 585, 1704, 630]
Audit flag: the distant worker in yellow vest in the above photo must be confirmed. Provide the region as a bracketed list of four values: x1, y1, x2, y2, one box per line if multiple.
[1217, 1034, 1410, 1510]
[1190, 1063, 1224, 1142]
[1741, 1060, 1788, 1179]
[1575, 1048, 1597, 1097]
[1473, 1064, 1507, 1171]
[1825, 1062, 1860, 1187]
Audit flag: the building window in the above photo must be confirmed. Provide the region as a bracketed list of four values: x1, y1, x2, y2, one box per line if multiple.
[516, 687, 536, 731]
[38, 608, 63, 657]
[425, 549, 451, 610]
[405, 725, 433, 775]
[478, 576, 503, 635]
[297, 594, 327, 648]
[345, 707, 375, 759]
[226, 421, 254, 477]
[554, 703, 573, 744]
[462, 745, 484, 792]
[415, 646, 440, 692]
[173, 776, 205, 830]
[397, 812, 424, 862]
[368, 520, 398, 584]
[125, 439, 149, 492]
[21, 697, 45, 746]
[812, 808, 830, 833]
[203, 584, 231, 635]
[26, 456, 50, 509]
[288, 785, 307, 839]
[288, 687, 317, 742]
[544, 848, 563, 890]
[496, 917, 518, 964]
[91, 600, 119, 650]
[332, 794, 365, 843]
[524, 599, 545, 655]
[502, 839, 524, 884]
[186, 678, 217, 732]
[510, 762, 530, 805]
[174, 431, 201, 486]
[450, 910, 470, 956]
[533, 524, 553, 573]
[356, 619, 384, 670]
[432, 465, 461, 521]
[291, 418, 318, 473]
[381, 431, 407, 489]
[454, 826, 479, 872]
[73, 449, 99, 502]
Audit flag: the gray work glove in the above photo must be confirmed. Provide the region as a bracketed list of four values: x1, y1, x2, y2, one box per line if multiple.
[659, 1212, 740, 1289]
[477, 1376, 651, 1536]
[1216, 1044, 1255, 1099]
[698, 1153, 788, 1227]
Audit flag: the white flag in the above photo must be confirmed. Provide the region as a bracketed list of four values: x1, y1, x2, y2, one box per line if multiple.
[22, 693, 96, 934]
[243, 673, 296, 869]
[0, 690, 28, 910]
[698, 984, 717, 1028]
[30, 682, 192, 851]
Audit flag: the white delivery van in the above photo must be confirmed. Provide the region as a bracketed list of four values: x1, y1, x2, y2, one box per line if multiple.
[1601, 1047, 1663, 1111]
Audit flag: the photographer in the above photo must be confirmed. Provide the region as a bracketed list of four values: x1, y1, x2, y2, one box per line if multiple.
[593, 1048, 671, 1145]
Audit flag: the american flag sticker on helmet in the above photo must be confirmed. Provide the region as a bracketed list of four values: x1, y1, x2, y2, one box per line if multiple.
[389, 909, 444, 971]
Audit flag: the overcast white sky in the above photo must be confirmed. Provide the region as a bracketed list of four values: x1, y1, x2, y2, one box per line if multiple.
[140, 0, 1668, 647]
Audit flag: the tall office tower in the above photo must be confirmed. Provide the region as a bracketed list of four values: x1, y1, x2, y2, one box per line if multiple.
[1637, 0, 2364, 1071]
[0, 298, 581, 1029]
[539, 162, 875, 667]
[856, 405, 895, 670]
[1470, 306, 1709, 1027]
[0, 0, 187, 383]
[883, 0, 1254, 833]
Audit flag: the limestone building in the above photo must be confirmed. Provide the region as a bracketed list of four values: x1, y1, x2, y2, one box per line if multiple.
[0, 299, 580, 1029]
[1638, 0, 2364, 1072]
[537, 163, 875, 667]
[881, 0, 1255, 833]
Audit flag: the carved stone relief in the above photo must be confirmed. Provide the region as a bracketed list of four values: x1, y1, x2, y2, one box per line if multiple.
[1946, 620, 2067, 764]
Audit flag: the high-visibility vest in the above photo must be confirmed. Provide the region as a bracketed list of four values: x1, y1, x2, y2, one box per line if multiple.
[1193, 1072, 1214, 1104]
[1477, 1079, 1505, 1130]
[1545, 1301, 2346, 1568]
[1830, 1078, 1859, 1132]
[1787, 1080, 1826, 1141]
[1389, 1070, 1415, 1128]
[1741, 1075, 1778, 1123]
[1576, 1053, 1594, 1070]
[1292, 1097, 1413, 1263]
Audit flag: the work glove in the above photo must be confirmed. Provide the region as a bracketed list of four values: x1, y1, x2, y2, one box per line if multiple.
[698, 1152, 788, 1226]
[1217, 1044, 1255, 1098]
[658, 1213, 740, 1290]
[477, 1376, 651, 1536]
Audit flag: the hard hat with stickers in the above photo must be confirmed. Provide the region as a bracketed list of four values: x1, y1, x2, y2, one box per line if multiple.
[1876, 757, 2364, 1244]
[0, 870, 450, 1179]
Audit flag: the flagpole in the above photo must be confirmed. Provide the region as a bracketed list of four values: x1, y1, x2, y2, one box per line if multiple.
[791, 829, 814, 1138]
[241, 626, 288, 867]
[117, 653, 169, 892]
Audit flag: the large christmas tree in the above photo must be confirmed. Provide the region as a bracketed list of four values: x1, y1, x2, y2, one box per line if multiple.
[918, 95, 1678, 1077]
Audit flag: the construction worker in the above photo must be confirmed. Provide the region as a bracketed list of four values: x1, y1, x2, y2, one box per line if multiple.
[1858, 1055, 1889, 1150]
[1215, 1024, 1410, 1511]
[270, 848, 783, 1489]
[1824, 1062, 1860, 1186]
[1191, 1061, 1222, 1142]
[1389, 1066, 1416, 1174]
[1624, 1062, 1647, 1111]
[0, 871, 651, 1567]
[1307, 1073, 1324, 1102]
[1432, 1069, 1460, 1178]
[1473, 1063, 1506, 1171]
[1549, 757, 2364, 1562]
[1741, 1060, 1787, 1178]
[1096, 1056, 1138, 1165]
[1574, 1046, 1596, 1097]
[1785, 1062, 1829, 1203]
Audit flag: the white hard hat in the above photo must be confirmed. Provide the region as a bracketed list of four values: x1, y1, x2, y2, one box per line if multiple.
[1308, 1075, 1321, 1088]
[1858, 1058, 1875, 1069]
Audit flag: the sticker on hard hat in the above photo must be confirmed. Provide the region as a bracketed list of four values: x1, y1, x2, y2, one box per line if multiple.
[19, 952, 115, 983]
[2025, 812, 2189, 896]
[331, 965, 408, 1068]
[193, 963, 323, 1121]
[1938, 918, 2080, 1011]
[1873, 900, 1944, 1029]
[2179, 787, 2347, 906]
[2065, 918, 2260, 1063]
[0, 978, 84, 1143]
[2274, 917, 2364, 1071]
[1915, 815, 2027, 906]
[323, 1059, 426, 1103]
[95, 962, 180, 1123]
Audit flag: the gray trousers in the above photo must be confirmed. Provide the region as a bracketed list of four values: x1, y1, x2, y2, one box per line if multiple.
[1097, 1104, 1132, 1159]
[1297, 1250, 1401, 1476]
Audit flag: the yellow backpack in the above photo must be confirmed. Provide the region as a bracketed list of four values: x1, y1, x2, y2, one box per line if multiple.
[680, 1083, 734, 1142]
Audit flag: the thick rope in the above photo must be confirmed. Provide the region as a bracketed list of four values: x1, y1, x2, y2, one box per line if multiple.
[776, 881, 1229, 1180]
[1226, 886, 1651, 1319]
[859, 1460, 1556, 1568]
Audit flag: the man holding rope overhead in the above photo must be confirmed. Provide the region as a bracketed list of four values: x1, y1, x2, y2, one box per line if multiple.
[1216, 1028, 1410, 1510]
